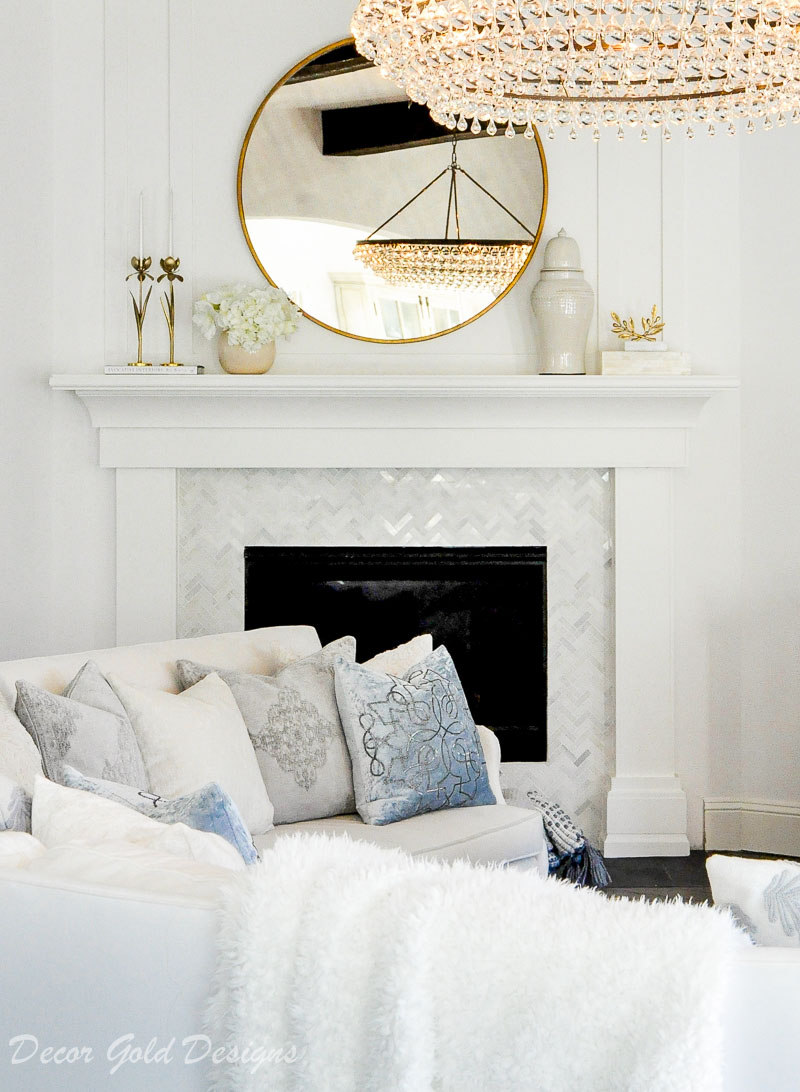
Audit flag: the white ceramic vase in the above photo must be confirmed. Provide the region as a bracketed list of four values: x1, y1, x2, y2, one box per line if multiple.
[218, 333, 276, 375]
[531, 229, 594, 376]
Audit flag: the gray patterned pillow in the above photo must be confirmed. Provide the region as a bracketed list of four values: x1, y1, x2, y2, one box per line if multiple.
[0, 774, 31, 833]
[334, 646, 496, 826]
[707, 854, 800, 947]
[176, 637, 357, 824]
[15, 661, 148, 787]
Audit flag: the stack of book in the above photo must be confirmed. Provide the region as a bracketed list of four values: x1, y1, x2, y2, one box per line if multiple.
[104, 364, 204, 375]
[600, 351, 690, 376]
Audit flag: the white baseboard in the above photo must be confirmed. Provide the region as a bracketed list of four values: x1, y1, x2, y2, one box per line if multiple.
[604, 776, 690, 858]
[704, 798, 800, 857]
[603, 833, 691, 858]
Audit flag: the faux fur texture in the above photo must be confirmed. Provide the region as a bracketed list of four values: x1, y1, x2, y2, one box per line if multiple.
[206, 835, 748, 1092]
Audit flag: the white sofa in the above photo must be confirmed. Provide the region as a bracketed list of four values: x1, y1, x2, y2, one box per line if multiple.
[0, 628, 798, 1091]
[0, 626, 548, 872]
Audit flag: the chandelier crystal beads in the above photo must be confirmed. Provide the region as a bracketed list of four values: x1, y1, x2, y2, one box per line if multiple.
[354, 238, 533, 290]
[351, 0, 800, 138]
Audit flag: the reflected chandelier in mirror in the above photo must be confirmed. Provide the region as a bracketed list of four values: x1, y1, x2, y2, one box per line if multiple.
[237, 39, 548, 344]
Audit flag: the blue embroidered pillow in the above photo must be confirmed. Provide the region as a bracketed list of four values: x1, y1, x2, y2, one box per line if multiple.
[61, 766, 258, 865]
[0, 774, 31, 834]
[335, 646, 495, 826]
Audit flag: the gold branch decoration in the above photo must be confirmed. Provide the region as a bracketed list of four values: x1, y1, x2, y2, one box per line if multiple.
[610, 305, 666, 343]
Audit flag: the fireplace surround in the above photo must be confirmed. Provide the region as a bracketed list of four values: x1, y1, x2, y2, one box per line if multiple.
[178, 466, 610, 838]
[51, 372, 738, 855]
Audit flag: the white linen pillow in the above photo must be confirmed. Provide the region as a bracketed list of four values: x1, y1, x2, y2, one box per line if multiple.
[108, 671, 273, 836]
[31, 777, 244, 871]
[707, 854, 800, 947]
[362, 634, 434, 675]
[0, 704, 44, 794]
[25, 840, 235, 902]
[476, 725, 505, 804]
[0, 831, 46, 869]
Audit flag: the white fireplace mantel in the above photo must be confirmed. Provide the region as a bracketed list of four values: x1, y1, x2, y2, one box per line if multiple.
[51, 372, 738, 858]
[50, 373, 735, 470]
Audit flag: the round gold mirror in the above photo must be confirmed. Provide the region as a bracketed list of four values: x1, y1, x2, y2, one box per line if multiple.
[238, 40, 548, 345]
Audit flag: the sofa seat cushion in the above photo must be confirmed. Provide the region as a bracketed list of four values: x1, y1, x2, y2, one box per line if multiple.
[255, 804, 546, 870]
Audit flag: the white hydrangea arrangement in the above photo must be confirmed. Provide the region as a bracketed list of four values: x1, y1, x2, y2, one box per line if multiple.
[193, 284, 300, 353]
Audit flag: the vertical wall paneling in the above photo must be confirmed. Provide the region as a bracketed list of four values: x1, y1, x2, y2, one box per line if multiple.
[105, 1, 172, 366]
[103, 0, 130, 366]
[168, 0, 195, 365]
[596, 137, 664, 354]
[660, 136, 687, 355]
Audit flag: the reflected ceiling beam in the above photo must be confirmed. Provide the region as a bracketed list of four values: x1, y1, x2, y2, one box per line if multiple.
[287, 44, 372, 85]
[323, 101, 503, 157]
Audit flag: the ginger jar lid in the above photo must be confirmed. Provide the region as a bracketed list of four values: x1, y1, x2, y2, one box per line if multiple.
[541, 228, 582, 272]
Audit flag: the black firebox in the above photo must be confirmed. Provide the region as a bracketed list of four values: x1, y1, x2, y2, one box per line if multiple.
[244, 546, 547, 761]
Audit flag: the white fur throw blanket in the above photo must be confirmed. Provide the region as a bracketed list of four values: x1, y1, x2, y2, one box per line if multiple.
[206, 836, 747, 1092]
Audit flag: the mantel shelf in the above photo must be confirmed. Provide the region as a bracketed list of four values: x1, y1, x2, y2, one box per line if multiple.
[50, 372, 739, 471]
[50, 373, 738, 398]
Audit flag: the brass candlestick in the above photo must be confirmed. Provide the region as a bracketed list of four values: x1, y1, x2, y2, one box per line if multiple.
[126, 256, 154, 366]
[158, 256, 185, 366]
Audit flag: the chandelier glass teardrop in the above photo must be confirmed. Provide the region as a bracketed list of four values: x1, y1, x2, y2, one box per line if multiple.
[351, 0, 800, 138]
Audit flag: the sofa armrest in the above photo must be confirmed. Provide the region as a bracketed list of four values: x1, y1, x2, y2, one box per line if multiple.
[477, 725, 506, 804]
[0, 872, 217, 1090]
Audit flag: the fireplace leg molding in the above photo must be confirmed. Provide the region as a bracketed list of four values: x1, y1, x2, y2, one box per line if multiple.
[604, 468, 690, 858]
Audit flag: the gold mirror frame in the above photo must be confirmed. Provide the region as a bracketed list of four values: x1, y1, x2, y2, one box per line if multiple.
[237, 38, 549, 346]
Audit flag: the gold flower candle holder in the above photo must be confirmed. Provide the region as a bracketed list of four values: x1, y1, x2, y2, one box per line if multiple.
[126, 256, 154, 366]
[158, 256, 185, 367]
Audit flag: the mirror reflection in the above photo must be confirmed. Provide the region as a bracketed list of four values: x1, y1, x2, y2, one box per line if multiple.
[238, 42, 548, 344]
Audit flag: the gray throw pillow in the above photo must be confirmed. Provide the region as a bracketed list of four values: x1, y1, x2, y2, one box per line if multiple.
[61, 766, 258, 866]
[176, 636, 357, 824]
[335, 645, 496, 826]
[15, 661, 148, 787]
[0, 774, 31, 833]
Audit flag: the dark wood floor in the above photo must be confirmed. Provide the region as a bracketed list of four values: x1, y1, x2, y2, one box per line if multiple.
[604, 851, 713, 902]
[603, 850, 800, 903]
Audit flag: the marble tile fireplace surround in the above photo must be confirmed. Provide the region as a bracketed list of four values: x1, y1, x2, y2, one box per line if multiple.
[51, 373, 737, 856]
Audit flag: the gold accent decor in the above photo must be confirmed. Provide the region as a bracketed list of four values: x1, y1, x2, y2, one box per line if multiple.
[611, 305, 667, 343]
[236, 38, 548, 346]
[126, 256, 154, 366]
[158, 256, 185, 366]
[351, 1, 800, 141]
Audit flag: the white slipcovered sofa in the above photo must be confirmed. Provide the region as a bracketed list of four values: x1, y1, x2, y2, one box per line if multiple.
[0, 627, 798, 1091]
[0, 626, 548, 872]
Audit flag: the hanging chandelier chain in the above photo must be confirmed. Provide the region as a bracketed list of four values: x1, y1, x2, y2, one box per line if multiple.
[364, 166, 451, 241]
[367, 137, 534, 243]
[452, 165, 538, 239]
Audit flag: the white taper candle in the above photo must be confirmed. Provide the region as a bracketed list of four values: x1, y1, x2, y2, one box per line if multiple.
[138, 191, 144, 260]
[168, 188, 174, 256]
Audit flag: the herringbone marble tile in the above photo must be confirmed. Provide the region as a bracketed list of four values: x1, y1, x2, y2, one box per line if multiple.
[178, 468, 614, 842]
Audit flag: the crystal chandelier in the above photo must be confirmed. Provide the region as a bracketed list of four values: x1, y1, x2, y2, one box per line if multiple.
[354, 139, 536, 292]
[351, 0, 800, 140]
